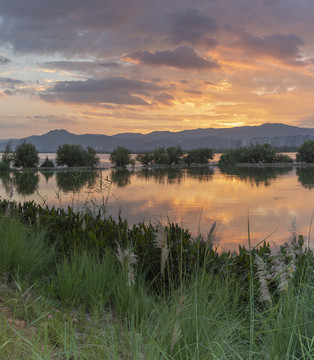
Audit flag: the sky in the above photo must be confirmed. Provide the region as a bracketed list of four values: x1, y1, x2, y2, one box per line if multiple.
[1, 0, 314, 138]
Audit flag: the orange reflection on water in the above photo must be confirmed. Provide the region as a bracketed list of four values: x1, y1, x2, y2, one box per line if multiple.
[1, 166, 314, 252]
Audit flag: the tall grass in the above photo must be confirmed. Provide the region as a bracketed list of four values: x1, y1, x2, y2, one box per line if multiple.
[0, 216, 53, 279]
[0, 211, 312, 359]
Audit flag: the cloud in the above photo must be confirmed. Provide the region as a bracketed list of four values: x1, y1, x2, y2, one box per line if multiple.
[31, 114, 78, 125]
[0, 77, 24, 96]
[0, 0, 144, 55]
[236, 31, 307, 65]
[123, 46, 219, 70]
[40, 77, 163, 106]
[171, 8, 218, 47]
[0, 56, 11, 65]
[0, 77, 23, 84]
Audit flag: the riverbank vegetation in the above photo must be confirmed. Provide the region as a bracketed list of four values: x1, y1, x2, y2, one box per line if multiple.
[218, 144, 294, 166]
[0, 199, 313, 359]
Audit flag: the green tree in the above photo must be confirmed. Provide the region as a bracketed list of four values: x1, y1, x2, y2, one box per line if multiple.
[219, 144, 293, 166]
[13, 143, 39, 168]
[152, 147, 168, 165]
[2, 141, 13, 166]
[40, 156, 55, 168]
[109, 146, 132, 167]
[184, 148, 214, 165]
[56, 144, 100, 167]
[84, 147, 100, 167]
[166, 146, 183, 165]
[136, 152, 153, 166]
[296, 140, 314, 163]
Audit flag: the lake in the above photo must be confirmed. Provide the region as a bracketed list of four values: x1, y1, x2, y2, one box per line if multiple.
[1, 153, 314, 251]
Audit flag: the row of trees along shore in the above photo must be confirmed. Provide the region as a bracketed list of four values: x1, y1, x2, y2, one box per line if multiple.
[2, 141, 314, 169]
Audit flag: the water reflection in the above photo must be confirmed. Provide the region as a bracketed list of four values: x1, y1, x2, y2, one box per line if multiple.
[13, 171, 40, 196]
[296, 168, 314, 190]
[219, 166, 293, 187]
[1, 166, 314, 251]
[136, 167, 214, 186]
[40, 170, 54, 182]
[56, 170, 98, 192]
[0, 171, 11, 195]
[110, 169, 133, 187]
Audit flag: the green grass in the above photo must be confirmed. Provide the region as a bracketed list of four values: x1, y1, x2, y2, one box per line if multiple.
[0, 210, 312, 359]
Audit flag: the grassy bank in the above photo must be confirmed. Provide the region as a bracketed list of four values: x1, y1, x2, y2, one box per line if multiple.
[0, 200, 313, 359]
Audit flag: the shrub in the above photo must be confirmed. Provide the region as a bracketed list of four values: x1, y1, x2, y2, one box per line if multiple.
[136, 152, 154, 166]
[1, 141, 13, 166]
[13, 143, 39, 168]
[40, 156, 55, 168]
[274, 153, 293, 163]
[56, 144, 100, 167]
[110, 146, 132, 167]
[219, 144, 293, 166]
[166, 146, 183, 165]
[152, 147, 168, 165]
[0, 161, 10, 172]
[296, 140, 314, 163]
[183, 148, 214, 165]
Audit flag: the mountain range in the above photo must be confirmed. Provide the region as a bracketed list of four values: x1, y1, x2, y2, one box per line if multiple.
[1, 123, 314, 152]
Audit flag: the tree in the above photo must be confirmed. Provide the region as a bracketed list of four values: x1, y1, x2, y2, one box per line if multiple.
[166, 146, 183, 165]
[2, 141, 13, 166]
[85, 147, 100, 167]
[218, 144, 293, 166]
[152, 147, 168, 165]
[56, 144, 100, 167]
[296, 140, 314, 163]
[13, 143, 39, 168]
[40, 156, 55, 168]
[136, 152, 154, 166]
[109, 146, 132, 167]
[183, 148, 214, 165]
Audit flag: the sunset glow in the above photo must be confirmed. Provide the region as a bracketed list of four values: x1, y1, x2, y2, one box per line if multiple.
[0, 1, 314, 138]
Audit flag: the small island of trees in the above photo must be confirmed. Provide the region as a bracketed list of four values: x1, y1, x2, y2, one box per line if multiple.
[3, 140, 314, 172]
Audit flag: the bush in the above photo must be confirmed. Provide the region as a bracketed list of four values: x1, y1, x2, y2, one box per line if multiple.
[13, 143, 39, 168]
[1, 141, 13, 166]
[166, 146, 183, 165]
[183, 148, 214, 165]
[0, 161, 10, 172]
[136, 152, 154, 166]
[40, 156, 55, 168]
[296, 140, 314, 163]
[56, 144, 100, 167]
[110, 146, 132, 167]
[152, 147, 168, 165]
[219, 144, 293, 166]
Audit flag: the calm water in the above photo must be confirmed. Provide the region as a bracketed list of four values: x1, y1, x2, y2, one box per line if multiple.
[1, 153, 313, 251]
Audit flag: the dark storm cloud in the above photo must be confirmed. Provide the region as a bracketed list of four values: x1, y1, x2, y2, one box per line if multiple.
[0, 0, 144, 55]
[0, 77, 23, 84]
[40, 77, 163, 106]
[0, 56, 11, 65]
[123, 46, 219, 70]
[171, 8, 218, 47]
[237, 31, 307, 65]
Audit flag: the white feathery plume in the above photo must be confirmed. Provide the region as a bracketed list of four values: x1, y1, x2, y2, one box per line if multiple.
[255, 254, 272, 303]
[116, 242, 138, 287]
[154, 222, 169, 274]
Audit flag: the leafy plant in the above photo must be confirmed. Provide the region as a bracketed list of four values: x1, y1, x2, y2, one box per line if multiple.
[296, 140, 314, 163]
[13, 142, 40, 168]
[109, 146, 132, 167]
[40, 156, 54, 168]
[56, 144, 100, 167]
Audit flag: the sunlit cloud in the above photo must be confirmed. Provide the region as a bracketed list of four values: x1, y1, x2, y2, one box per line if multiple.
[0, 0, 314, 137]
